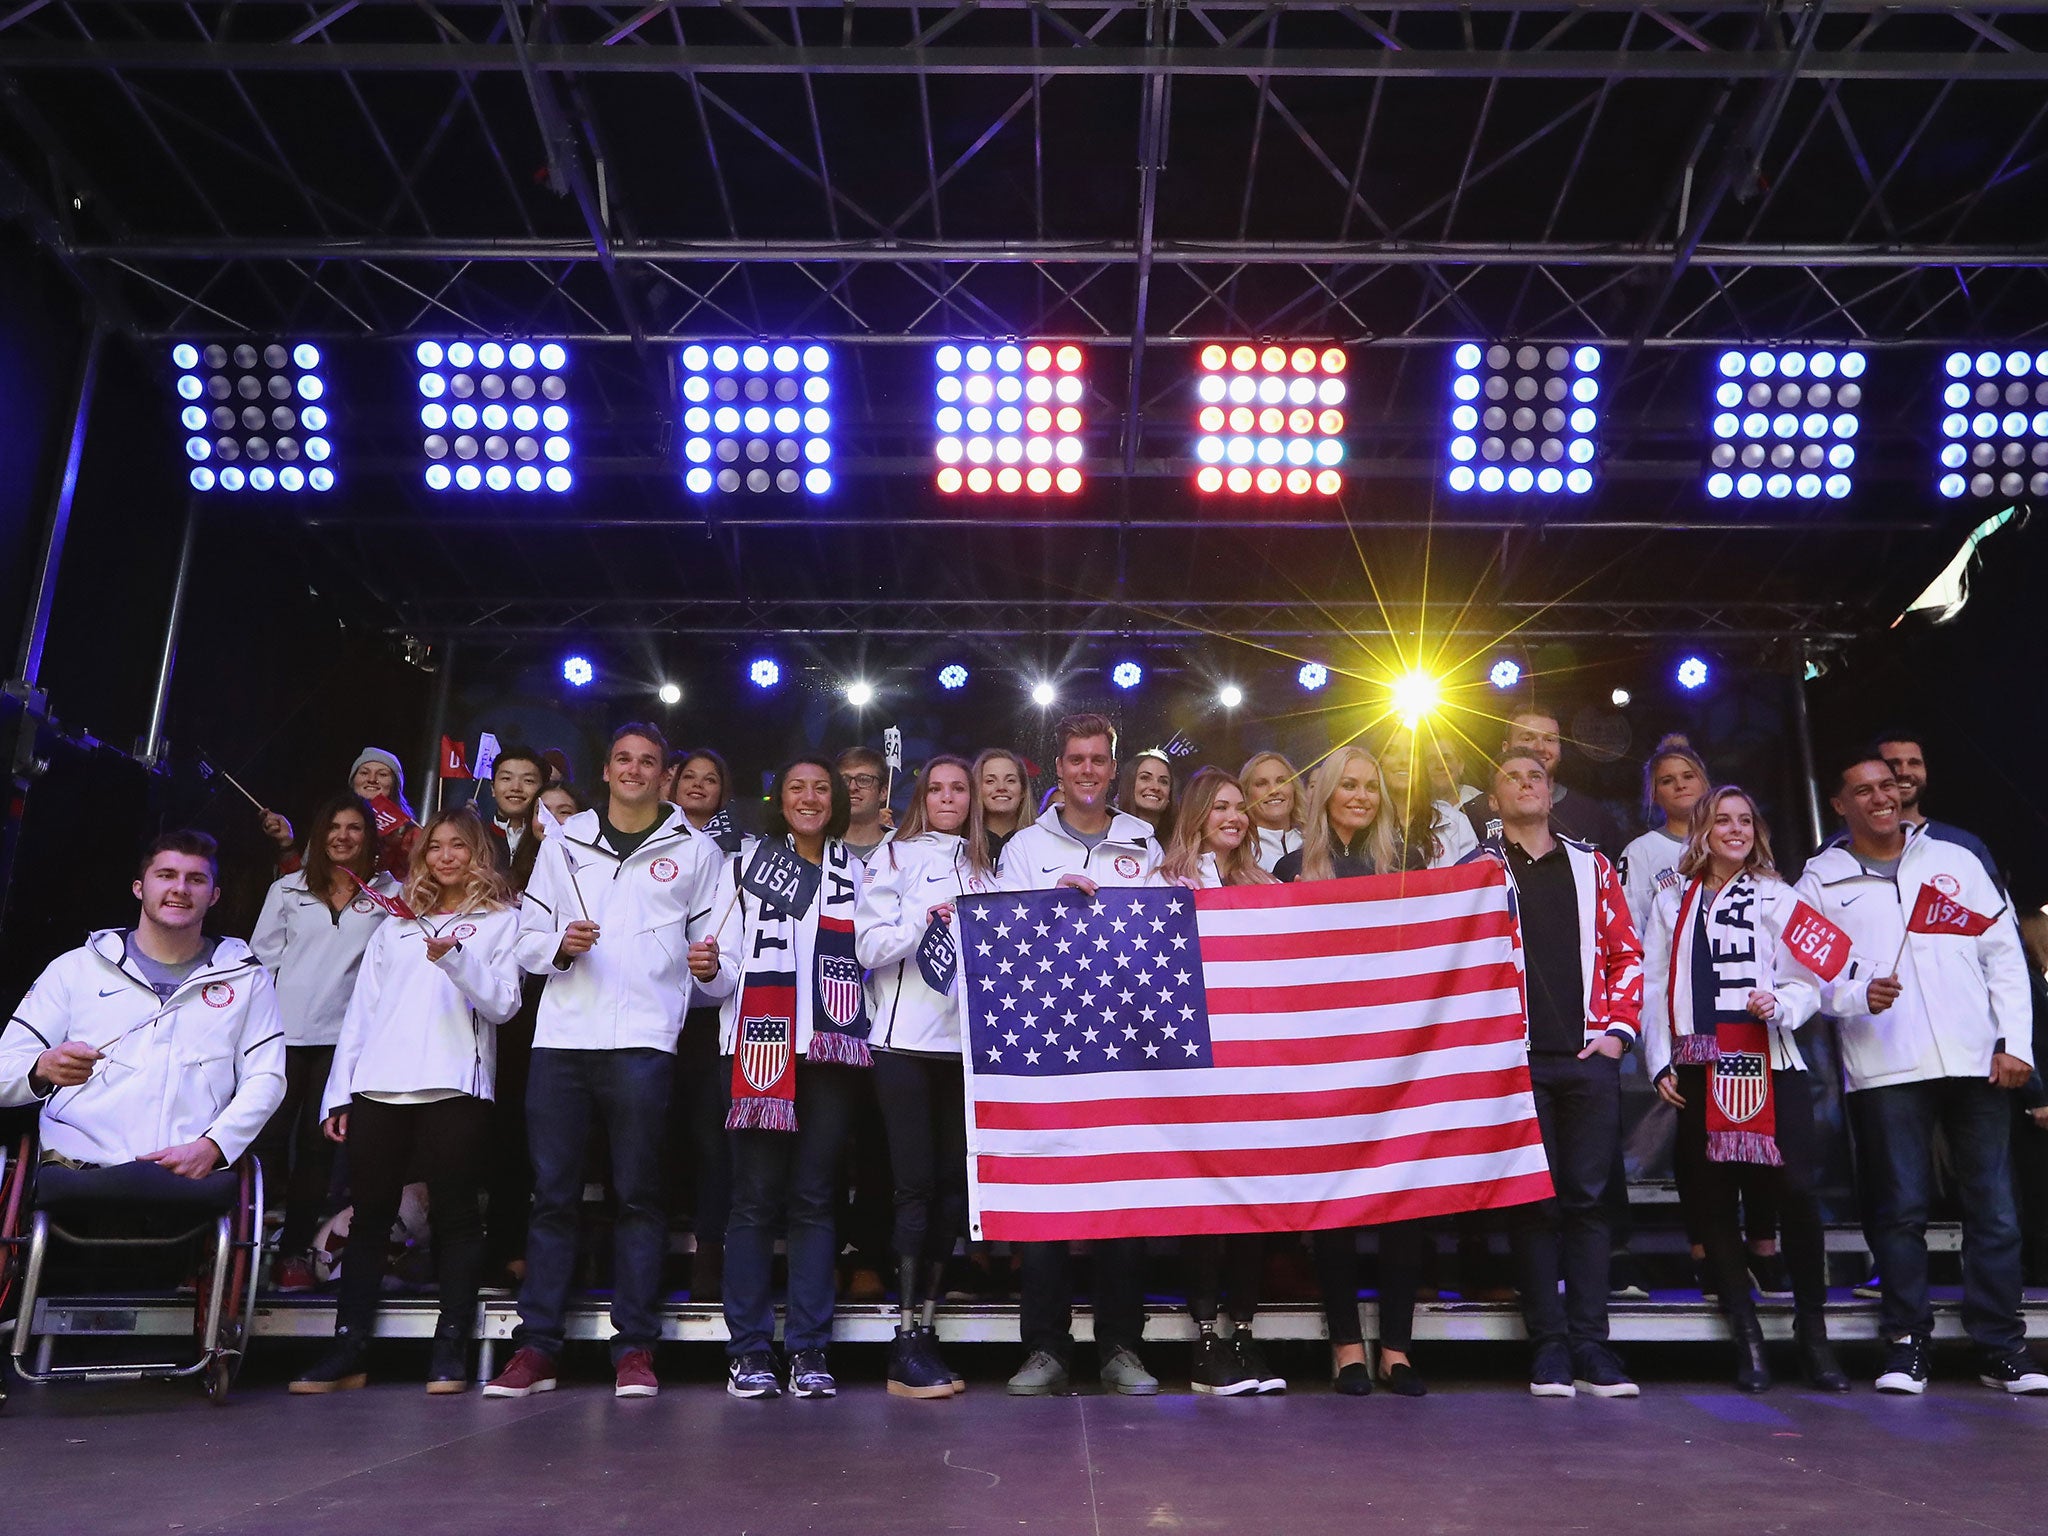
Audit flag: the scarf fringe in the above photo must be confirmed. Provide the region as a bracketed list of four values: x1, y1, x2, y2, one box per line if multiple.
[806, 1030, 872, 1068]
[726, 1096, 798, 1134]
[1707, 1129, 1784, 1167]
[1673, 1033, 1721, 1066]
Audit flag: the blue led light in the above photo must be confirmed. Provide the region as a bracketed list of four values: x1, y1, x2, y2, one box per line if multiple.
[1297, 661, 1329, 692]
[938, 664, 969, 690]
[1112, 661, 1143, 690]
[1449, 343, 1599, 494]
[749, 658, 781, 689]
[563, 656, 595, 688]
[1677, 657, 1709, 690]
[1489, 658, 1522, 690]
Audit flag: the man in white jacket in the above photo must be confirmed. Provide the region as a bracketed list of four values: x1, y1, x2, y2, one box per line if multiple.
[995, 713, 1163, 1398]
[0, 832, 285, 1194]
[1795, 753, 2044, 1395]
[484, 724, 725, 1401]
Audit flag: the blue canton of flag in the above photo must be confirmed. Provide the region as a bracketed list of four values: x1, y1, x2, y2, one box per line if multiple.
[958, 888, 1213, 1078]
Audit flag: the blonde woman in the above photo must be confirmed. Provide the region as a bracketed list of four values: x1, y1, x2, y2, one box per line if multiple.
[292, 811, 522, 1395]
[969, 747, 1037, 879]
[1240, 751, 1304, 872]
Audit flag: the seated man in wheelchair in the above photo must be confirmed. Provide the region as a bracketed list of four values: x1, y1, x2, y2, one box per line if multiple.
[0, 828, 285, 1247]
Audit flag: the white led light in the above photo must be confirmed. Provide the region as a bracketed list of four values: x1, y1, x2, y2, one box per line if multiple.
[682, 342, 834, 494]
[1452, 342, 1599, 493]
[1708, 348, 1862, 500]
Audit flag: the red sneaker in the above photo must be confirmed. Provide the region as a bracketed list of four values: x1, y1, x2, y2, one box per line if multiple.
[482, 1346, 559, 1398]
[614, 1348, 659, 1399]
[273, 1256, 317, 1294]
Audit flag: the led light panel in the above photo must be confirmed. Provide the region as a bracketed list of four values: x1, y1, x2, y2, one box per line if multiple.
[1705, 348, 1861, 501]
[416, 341, 571, 493]
[680, 343, 833, 495]
[1193, 343, 1346, 495]
[175, 342, 332, 492]
[934, 343, 1084, 495]
[1938, 349, 2048, 499]
[1445, 343, 1598, 494]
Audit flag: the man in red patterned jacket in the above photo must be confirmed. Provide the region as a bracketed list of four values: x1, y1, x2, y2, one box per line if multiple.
[1474, 750, 1646, 1400]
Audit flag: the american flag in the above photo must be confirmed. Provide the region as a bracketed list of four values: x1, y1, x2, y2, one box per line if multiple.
[959, 861, 1553, 1241]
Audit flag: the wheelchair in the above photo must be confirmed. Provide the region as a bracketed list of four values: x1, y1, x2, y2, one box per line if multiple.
[0, 1119, 266, 1405]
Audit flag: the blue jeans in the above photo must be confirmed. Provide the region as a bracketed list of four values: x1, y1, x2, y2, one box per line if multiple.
[723, 1059, 860, 1356]
[516, 1047, 675, 1361]
[1854, 1075, 2025, 1352]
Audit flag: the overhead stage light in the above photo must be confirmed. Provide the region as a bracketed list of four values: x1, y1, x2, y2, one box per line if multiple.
[934, 343, 1084, 496]
[1676, 656, 1710, 690]
[1030, 680, 1058, 707]
[749, 657, 781, 689]
[938, 664, 969, 690]
[1704, 348, 1860, 501]
[1111, 661, 1144, 690]
[1937, 349, 2048, 499]
[1297, 661, 1329, 692]
[1193, 342, 1346, 496]
[1488, 657, 1522, 690]
[1445, 343, 1598, 495]
[680, 342, 833, 495]
[845, 680, 875, 708]
[1218, 684, 1244, 708]
[1390, 671, 1440, 725]
[1610, 687, 1632, 708]
[417, 340, 571, 493]
[563, 655, 594, 688]
[176, 342, 334, 492]
[657, 682, 683, 706]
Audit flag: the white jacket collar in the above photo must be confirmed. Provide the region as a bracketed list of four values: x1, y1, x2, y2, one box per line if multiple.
[1047, 808, 1155, 846]
[88, 928, 258, 989]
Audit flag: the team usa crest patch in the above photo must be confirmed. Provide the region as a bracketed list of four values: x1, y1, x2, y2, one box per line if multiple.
[449, 923, 478, 941]
[650, 857, 680, 883]
[740, 1014, 792, 1092]
[1711, 1051, 1769, 1124]
[1114, 853, 1141, 879]
[818, 955, 864, 1026]
[202, 981, 235, 1008]
[351, 896, 379, 915]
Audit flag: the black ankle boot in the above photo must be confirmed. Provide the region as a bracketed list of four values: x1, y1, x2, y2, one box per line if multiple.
[428, 1321, 470, 1394]
[1795, 1314, 1850, 1393]
[290, 1325, 370, 1394]
[1730, 1314, 1773, 1394]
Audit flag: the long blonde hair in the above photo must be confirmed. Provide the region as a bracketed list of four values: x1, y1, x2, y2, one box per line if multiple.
[1238, 750, 1303, 832]
[1676, 785, 1781, 884]
[1162, 769, 1276, 887]
[401, 809, 514, 917]
[1297, 747, 1398, 881]
[966, 747, 1038, 878]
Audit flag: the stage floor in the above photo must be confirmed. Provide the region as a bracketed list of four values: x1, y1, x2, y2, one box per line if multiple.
[3, 1344, 2043, 1535]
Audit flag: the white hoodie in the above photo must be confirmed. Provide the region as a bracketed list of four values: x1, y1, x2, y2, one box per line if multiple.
[996, 807, 1163, 892]
[250, 871, 399, 1047]
[1638, 875, 1822, 1081]
[0, 931, 286, 1167]
[1252, 825, 1303, 873]
[857, 832, 1001, 1054]
[1618, 827, 1688, 937]
[322, 907, 524, 1116]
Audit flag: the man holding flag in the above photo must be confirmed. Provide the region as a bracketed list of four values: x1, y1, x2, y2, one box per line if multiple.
[1795, 753, 2044, 1395]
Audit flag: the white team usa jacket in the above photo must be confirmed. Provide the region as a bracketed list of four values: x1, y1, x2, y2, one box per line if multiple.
[857, 832, 1000, 1054]
[1638, 875, 1823, 1082]
[515, 805, 723, 1054]
[0, 931, 286, 1168]
[1794, 822, 2032, 1090]
[250, 871, 400, 1047]
[322, 907, 524, 1117]
[996, 809, 1163, 892]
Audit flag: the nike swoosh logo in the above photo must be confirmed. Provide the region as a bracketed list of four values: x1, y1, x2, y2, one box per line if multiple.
[1840, 895, 1864, 907]
[98, 988, 124, 997]
[1041, 865, 1063, 874]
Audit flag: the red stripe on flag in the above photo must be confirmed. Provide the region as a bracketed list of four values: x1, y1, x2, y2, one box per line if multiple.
[1194, 860, 1505, 912]
[1205, 960, 1523, 1016]
[1200, 908, 1514, 962]
[1211, 1013, 1522, 1067]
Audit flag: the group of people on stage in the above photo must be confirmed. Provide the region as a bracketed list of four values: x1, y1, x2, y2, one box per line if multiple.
[2, 705, 2043, 1405]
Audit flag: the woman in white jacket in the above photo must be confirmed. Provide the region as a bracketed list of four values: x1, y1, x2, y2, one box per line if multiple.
[1240, 751, 1304, 872]
[250, 793, 396, 1290]
[857, 754, 996, 1398]
[290, 810, 522, 1397]
[1641, 786, 1848, 1395]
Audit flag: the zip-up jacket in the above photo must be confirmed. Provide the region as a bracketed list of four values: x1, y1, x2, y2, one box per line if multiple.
[996, 808, 1162, 892]
[1252, 825, 1303, 873]
[323, 907, 523, 1116]
[1466, 834, 1645, 1047]
[1639, 875, 1824, 1082]
[1617, 827, 1687, 937]
[857, 832, 1000, 1053]
[1794, 822, 2032, 1090]
[514, 805, 722, 1053]
[707, 841, 865, 1055]
[0, 931, 286, 1167]
[250, 871, 399, 1047]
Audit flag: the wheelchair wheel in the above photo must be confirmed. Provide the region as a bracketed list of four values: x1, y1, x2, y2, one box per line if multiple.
[0, 1130, 32, 1317]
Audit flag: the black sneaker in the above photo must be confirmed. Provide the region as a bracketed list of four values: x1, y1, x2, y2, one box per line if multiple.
[1233, 1329, 1286, 1394]
[726, 1351, 782, 1399]
[1747, 1250, 1795, 1299]
[1875, 1335, 1929, 1395]
[1572, 1344, 1641, 1398]
[888, 1328, 956, 1399]
[289, 1327, 369, 1395]
[1978, 1347, 2048, 1395]
[1529, 1340, 1575, 1399]
[789, 1347, 837, 1399]
[1191, 1332, 1259, 1396]
[1607, 1252, 1650, 1302]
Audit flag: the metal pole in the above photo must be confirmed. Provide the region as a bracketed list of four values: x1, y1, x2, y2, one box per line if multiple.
[1789, 654, 1825, 853]
[140, 497, 202, 769]
[417, 636, 457, 818]
[12, 324, 102, 694]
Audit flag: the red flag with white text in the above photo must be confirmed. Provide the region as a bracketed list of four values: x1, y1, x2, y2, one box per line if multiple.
[1907, 881, 1996, 937]
[1781, 901, 1853, 981]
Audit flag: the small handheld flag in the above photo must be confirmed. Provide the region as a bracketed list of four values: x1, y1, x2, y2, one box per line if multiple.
[704, 806, 743, 855]
[473, 732, 502, 782]
[1907, 881, 1997, 938]
[1781, 901, 1853, 981]
[366, 795, 410, 839]
[741, 841, 822, 920]
[917, 913, 957, 993]
[345, 869, 418, 922]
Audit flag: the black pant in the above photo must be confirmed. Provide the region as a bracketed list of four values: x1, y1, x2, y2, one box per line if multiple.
[253, 1043, 339, 1255]
[338, 1094, 490, 1334]
[872, 1049, 969, 1272]
[1513, 1051, 1620, 1352]
[1313, 1223, 1425, 1349]
[672, 1005, 732, 1249]
[1020, 1238, 1146, 1360]
[1675, 1064, 1827, 1319]
[483, 979, 540, 1272]
[838, 1068, 895, 1278]
[1186, 1235, 1265, 1328]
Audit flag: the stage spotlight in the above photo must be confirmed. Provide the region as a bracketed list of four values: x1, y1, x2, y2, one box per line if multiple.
[680, 341, 833, 494]
[1488, 657, 1522, 690]
[749, 657, 781, 689]
[417, 340, 570, 493]
[1112, 661, 1144, 690]
[1937, 348, 2048, 499]
[563, 656, 595, 688]
[1193, 341, 1346, 496]
[1706, 348, 1861, 500]
[1446, 343, 1599, 495]
[1390, 671, 1440, 724]
[938, 664, 969, 690]
[1611, 687, 1632, 707]
[1676, 656, 1710, 690]
[657, 682, 683, 706]
[1218, 684, 1244, 709]
[1030, 680, 1058, 707]
[176, 342, 335, 492]
[1297, 661, 1328, 691]
[845, 680, 875, 708]
[934, 342, 1084, 496]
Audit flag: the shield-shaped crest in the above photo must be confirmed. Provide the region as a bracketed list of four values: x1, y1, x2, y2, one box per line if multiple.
[818, 954, 863, 1026]
[740, 1015, 792, 1093]
[1712, 1052, 1768, 1124]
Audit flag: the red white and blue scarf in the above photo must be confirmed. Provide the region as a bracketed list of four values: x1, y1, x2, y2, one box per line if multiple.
[1668, 872, 1781, 1166]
